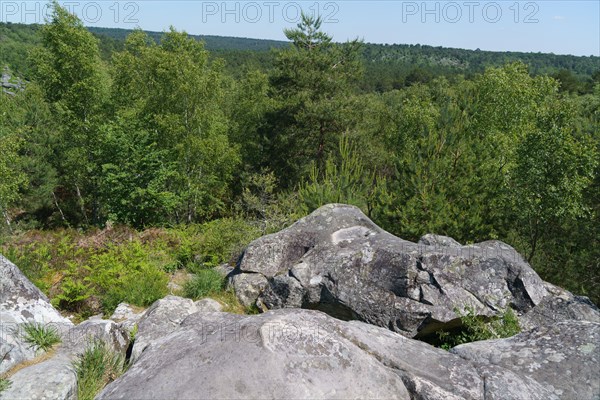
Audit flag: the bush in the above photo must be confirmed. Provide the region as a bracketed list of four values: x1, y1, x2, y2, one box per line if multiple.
[73, 340, 127, 400]
[437, 306, 521, 350]
[183, 269, 225, 299]
[194, 218, 261, 270]
[21, 322, 61, 352]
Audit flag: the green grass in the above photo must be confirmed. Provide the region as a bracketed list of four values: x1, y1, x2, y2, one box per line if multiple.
[437, 307, 521, 350]
[21, 323, 61, 352]
[183, 269, 225, 299]
[0, 377, 12, 393]
[73, 340, 127, 400]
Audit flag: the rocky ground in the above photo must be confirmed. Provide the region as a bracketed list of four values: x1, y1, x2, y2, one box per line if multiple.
[1, 204, 599, 399]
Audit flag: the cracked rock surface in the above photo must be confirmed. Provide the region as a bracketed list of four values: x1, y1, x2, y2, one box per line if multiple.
[98, 308, 600, 400]
[232, 204, 550, 338]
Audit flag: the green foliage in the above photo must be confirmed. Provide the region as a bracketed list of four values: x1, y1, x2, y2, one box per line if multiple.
[266, 12, 363, 185]
[437, 307, 521, 350]
[84, 240, 169, 314]
[111, 28, 240, 223]
[21, 322, 61, 352]
[183, 269, 225, 299]
[73, 340, 127, 400]
[194, 218, 261, 269]
[0, 376, 11, 393]
[52, 276, 91, 311]
[28, 2, 109, 226]
[298, 136, 377, 215]
[0, 14, 598, 307]
[0, 130, 26, 226]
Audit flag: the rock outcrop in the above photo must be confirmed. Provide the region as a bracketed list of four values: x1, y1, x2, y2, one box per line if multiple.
[98, 307, 600, 400]
[3, 204, 600, 399]
[0, 255, 73, 374]
[231, 204, 549, 339]
[0, 256, 129, 400]
[130, 295, 223, 361]
[1, 67, 25, 96]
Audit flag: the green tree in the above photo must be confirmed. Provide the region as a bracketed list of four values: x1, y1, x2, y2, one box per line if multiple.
[29, 1, 109, 225]
[266, 12, 363, 185]
[111, 29, 239, 223]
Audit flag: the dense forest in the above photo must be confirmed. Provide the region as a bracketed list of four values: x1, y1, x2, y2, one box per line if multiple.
[0, 3, 598, 318]
[2, 19, 599, 91]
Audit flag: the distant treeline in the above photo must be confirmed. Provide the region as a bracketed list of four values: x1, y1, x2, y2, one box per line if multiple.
[1, 21, 598, 93]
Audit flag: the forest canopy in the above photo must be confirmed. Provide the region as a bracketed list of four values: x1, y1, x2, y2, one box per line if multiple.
[1, 4, 598, 307]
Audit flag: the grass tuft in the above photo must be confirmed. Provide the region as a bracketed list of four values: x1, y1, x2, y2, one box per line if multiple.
[21, 323, 61, 352]
[0, 376, 11, 393]
[183, 269, 225, 299]
[73, 340, 127, 400]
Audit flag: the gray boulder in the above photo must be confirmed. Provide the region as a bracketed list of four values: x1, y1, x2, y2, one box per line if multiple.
[0, 354, 77, 400]
[0, 255, 73, 374]
[131, 295, 222, 360]
[0, 319, 130, 400]
[451, 320, 600, 399]
[0, 256, 129, 400]
[110, 302, 145, 333]
[98, 309, 413, 399]
[232, 204, 549, 338]
[98, 307, 600, 399]
[519, 282, 600, 330]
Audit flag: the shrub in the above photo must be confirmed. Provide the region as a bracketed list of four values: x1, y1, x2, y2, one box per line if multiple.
[183, 269, 225, 299]
[52, 276, 91, 311]
[437, 306, 521, 350]
[21, 322, 61, 352]
[194, 218, 261, 270]
[73, 340, 127, 400]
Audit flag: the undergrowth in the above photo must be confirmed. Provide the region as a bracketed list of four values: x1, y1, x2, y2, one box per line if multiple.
[437, 306, 521, 350]
[1, 218, 262, 319]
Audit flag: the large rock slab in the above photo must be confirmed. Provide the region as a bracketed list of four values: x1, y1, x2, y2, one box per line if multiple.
[0, 256, 130, 400]
[98, 309, 433, 399]
[232, 204, 549, 338]
[0, 255, 73, 374]
[131, 295, 223, 360]
[0, 353, 77, 400]
[451, 320, 600, 399]
[98, 307, 600, 400]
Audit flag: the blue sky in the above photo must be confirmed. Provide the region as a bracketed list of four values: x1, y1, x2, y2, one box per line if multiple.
[1, 1, 599, 56]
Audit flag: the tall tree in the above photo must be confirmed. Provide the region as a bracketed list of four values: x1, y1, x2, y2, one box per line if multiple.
[266, 12, 363, 186]
[29, 1, 109, 225]
[111, 29, 239, 223]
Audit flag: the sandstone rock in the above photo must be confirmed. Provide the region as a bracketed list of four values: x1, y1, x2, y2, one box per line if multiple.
[451, 320, 600, 399]
[99, 309, 412, 400]
[97, 307, 600, 400]
[194, 298, 223, 312]
[0, 255, 129, 400]
[0, 255, 72, 374]
[231, 272, 269, 308]
[0, 354, 77, 400]
[131, 295, 223, 360]
[62, 319, 130, 356]
[109, 302, 145, 333]
[232, 204, 550, 338]
[520, 292, 600, 331]
[418, 233, 462, 248]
